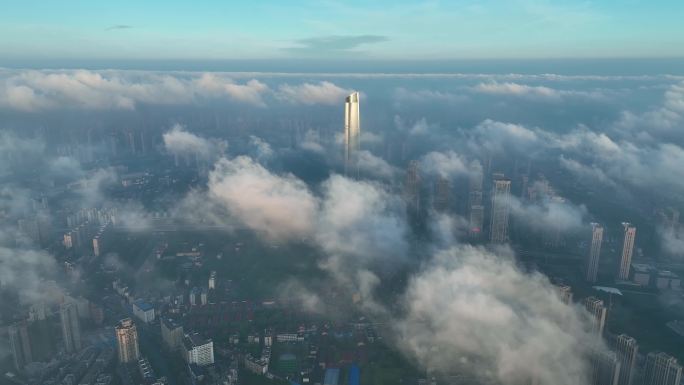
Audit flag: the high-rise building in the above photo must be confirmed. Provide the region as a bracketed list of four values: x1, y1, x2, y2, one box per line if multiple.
[208, 271, 216, 290]
[60, 301, 81, 353]
[344, 92, 360, 174]
[405, 160, 421, 210]
[183, 333, 215, 367]
[433, 177, 450, 212]
[557, 284, 573, 304]
[618, 223, 637, 280]
[588, 349, 621, 385]
[489, 176, 511, 243]
[468, 170, 484, 238]
[584, 297, 607, 336]
[8, 321, 33, 371]
[161, 318, 184, 351]
[587, 223, 604, 283]
[643, 352, 682, 385]
[612, 334, 638, 385]
[116, 318, 140, 363]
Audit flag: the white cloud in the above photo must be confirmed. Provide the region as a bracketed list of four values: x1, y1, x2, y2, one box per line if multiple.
[0, 70, 270, 111]
[474, 82, 561, 99]
[195, 73, 269, 106]
[355, 150, 398, 180]
[419, 150, 473, 178]
[248, 135, 274, 162]
[163, 124, 226, 160]
[473, 82, 609, 102]
[468, 119, 540, 155]
[396, 245, 599, 385]
[207, 156, 318, 240]
[276, 81, 353, 105]
[317, 175, 408, 260]
[394, 87, 468, 105]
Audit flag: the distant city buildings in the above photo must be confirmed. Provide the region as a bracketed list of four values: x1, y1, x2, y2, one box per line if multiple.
[60, 301, 82, 354]
[584, 296, 607, 336]
[587, 223, 604, 283]
[344, 92, 360, 175]
[433, 177, 450, 212]
[643, 352, 682, 385]
[631, 264, 681, 289]
[116, 318, 140, 363]
[618, 223, 637, 280]
[489, 175, 511, 243]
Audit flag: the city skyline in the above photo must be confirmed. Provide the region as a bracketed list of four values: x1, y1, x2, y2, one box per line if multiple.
[3, 2, 684, 384]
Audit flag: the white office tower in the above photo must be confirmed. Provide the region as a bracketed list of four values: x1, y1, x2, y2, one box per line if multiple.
[344, 92, 360, 174]
[618, 223, 637, 280]
[60, 301, 82, 354]
[643, 352, 682, 385]
[586, 223, 604, 283]
[184, 333, 215, 366]
[584, 296, 607, 336]
[116, 318, 140, 363]
[489, 176, 511, 243]
[612, 334, 638, 385]
[208, 271, 216, 290]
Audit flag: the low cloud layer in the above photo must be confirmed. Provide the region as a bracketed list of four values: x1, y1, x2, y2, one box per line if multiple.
[163, 124, 227, 161]
[0, 70, 357, 111]
[207, 156, 318, 240]
[277, 81, 354, 105]
[396, 245, 597, 385]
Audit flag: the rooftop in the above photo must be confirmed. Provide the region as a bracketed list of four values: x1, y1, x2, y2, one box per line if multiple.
[184, 333, 211, 349]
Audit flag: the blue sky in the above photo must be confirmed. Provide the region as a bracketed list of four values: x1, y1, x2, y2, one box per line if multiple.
[1, 0, 683, 60]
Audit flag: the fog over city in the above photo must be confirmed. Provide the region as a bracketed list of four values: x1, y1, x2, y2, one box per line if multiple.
[1, 61, 684, 385]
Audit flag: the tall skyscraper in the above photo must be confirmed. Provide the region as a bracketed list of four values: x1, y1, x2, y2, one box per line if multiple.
[433, 176, 450, 212]
[161, 318, 184, 351]
[584, 296, 607, 336]
[116, 318, 140, 363]
[344, 92, 360, 174]
[612, 334, 638, 385]
[618, 223, 637, 280]
[405, 160, 421, 211]
[209, 271, 216, 290]
[586, 223, 604, 283]
[489, 176, 511, 243]
[588, 349, 621, 385]
[643, 352, 682, 385]
[60, 301, 81, 354]
[8, 321, 33, 371]
[557, 284, 573, 305]
[468, 169, 484, 238]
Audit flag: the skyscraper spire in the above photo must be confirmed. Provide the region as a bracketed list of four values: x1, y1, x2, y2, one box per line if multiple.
[344, 92, 360, 175]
